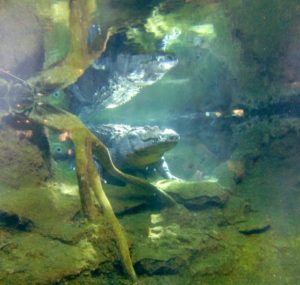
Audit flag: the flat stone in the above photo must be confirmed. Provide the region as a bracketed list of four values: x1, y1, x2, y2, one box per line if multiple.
[155, 180, 229, 210]
[135, 257, 185, 275]
[106, 184, 155, 215]
[238, 215, 271, 235]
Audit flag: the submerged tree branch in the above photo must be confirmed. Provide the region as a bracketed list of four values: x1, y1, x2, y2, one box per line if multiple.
[28, 103, 176, 281]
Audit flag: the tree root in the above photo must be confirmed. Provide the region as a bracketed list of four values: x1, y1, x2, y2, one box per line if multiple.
[29, 0, 115, 90]
[28, 103, 176, 281]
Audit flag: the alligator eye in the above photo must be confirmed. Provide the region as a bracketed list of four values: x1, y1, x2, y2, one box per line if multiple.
[55, 147, 62, 153]
[52, 91, 60, 97]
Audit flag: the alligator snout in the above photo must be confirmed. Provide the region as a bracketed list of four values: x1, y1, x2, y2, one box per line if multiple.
[161, 128, 180, 143]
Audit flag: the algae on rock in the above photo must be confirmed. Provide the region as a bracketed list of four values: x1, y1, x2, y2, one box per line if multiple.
[0, 126, 50, 188]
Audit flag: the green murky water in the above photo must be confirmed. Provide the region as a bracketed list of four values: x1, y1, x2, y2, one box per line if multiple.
[0, 1, 299, 284]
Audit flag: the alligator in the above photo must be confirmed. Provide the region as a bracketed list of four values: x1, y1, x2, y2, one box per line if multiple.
[66, 50, 178, 122]
[90, 124, 180, 180]
[51, 123, 180, 180]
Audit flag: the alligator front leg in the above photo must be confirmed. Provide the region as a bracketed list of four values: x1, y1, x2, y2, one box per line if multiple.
[90, 133, 177, 207]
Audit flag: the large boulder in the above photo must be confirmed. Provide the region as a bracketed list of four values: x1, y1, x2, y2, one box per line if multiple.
[0, 178, 124, 284]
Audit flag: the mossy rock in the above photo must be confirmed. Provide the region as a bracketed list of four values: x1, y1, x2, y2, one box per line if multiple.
[0, 180, 121, 284]
[119, 205, 228, 281]
[237, 214, 271, 236]
[213, 160, 246, 190]
[0, 2, 44, 79]
[0, 232, 106, 285]
[106, 184, 151, 215]
[0, 127, 50, 188]
[155, 180, 229, 210]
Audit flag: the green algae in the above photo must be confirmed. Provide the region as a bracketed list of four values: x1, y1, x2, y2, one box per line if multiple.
[155, 179, 228, 203]
[0, 180, 118, 285]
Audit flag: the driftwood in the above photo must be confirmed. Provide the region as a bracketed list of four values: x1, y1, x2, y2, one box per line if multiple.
[28, 103, 176, 282]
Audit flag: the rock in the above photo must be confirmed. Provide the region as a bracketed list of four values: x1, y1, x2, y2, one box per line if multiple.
[221, 194, 271, 235]
[0, 232, 109, 285]
[106, 184, 150, 215]
[0, 179, 121, 284]
[0, 2, 44, 78]
[0, 126, 50, 188]
[155, 180, 229, 210]
[135, 257, 184, 275]
[238, 215, 271, 235]
[221, 195, 252, 226]
[117, 205, 230, 281]
[0, 211, 33, 232]
[213, 160, 245, 190]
